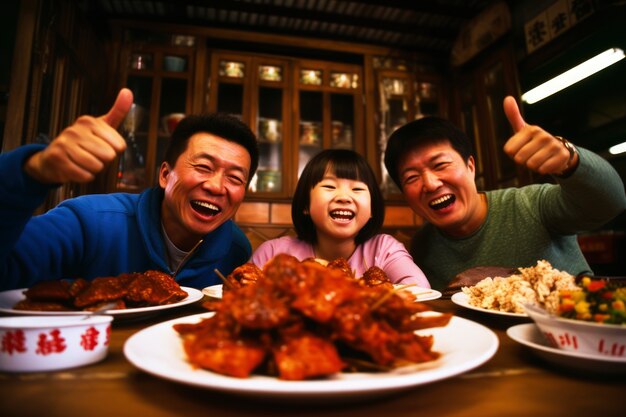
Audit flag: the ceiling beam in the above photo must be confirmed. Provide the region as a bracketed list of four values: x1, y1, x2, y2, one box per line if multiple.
[128, 0, 460, 40]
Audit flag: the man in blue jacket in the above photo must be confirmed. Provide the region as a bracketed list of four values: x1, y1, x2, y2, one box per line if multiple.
[0, 88, 258, 290]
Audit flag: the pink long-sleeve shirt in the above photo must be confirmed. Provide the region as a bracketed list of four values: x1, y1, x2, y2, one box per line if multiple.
[250, 234, 430, 287]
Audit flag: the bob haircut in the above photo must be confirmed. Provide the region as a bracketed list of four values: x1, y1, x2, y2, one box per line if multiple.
[291, 149, 385, 245]
[163, 113, 259, 186]
[384, 116, 474, 189]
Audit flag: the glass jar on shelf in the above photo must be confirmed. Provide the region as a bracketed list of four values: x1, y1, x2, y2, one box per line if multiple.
[129, 53, 153, 70]
[117, 77, 151, 191]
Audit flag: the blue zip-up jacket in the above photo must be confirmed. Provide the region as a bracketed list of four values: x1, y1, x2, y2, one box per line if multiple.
[0, 144, 251, 290]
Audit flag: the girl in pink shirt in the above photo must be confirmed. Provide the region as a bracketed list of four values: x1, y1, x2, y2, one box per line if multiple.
[251, 149, 430, 287]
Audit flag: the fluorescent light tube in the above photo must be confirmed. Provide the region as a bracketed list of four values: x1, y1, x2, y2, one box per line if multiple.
[609, 141, 626, 155]
[522, 48, 625, 104]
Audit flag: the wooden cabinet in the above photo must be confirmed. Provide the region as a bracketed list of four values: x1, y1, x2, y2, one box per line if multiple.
[208, 52, 363, 198]
[108, 25, 443, 215]
[115, 36, 196, 192]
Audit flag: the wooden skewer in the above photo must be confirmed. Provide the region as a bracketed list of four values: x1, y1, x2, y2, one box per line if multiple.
[370, 283, 431, 310]
[214, 268, 234, 289]
[394, 283, 417, 291]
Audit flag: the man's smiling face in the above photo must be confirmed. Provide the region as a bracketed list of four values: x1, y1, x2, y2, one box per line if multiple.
[397, 140, 484, 237]
[159, 133, 250, 250]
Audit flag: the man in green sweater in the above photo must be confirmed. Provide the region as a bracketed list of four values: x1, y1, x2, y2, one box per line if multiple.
[384, 96, 626, 291]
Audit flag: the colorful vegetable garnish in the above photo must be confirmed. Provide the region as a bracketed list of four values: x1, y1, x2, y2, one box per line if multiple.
[558, 276, 626, 325]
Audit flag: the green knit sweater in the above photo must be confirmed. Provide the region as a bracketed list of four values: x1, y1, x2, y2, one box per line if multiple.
[410, 148, 626, 291]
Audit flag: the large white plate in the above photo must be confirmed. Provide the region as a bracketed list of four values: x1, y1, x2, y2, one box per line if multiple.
[507, 323, 626, 374]
[203, 284, 442, 302]
[0, 287, 203, 319]
[451, 291, 527, 318]
[124, 312, 498, 402]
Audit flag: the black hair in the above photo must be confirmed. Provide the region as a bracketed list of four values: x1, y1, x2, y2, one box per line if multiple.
[163, 113, 259, 185]
[291, 149, 385, 245]
[384, 116, 474, 189]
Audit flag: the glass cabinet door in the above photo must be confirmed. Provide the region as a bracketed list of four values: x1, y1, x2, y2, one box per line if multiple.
[415, 80, 441, 118]
[119, 75, 152, 191]
[157, 76, 187, 179]
[215, 58, 246, 118]
[298, 90, 323, 176]
[254, 60, 288, 195]
[377, 70, 443, 197]
[210, 55, 290, 195]
[254, 63, 286, 193]
[330, 93, 354, 150]
[296, 61, 361, 180]
[118, 46, 192, 192]
[209, 53, 362, 197]
[378, 72, 414, 196]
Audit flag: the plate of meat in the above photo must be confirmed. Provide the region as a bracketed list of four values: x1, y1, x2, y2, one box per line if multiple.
[124, 312, 497, 402]
[203, 284, 441, 302]
[205, 259, 440, 302]
[0, 271, 203, 319]
[126, 254, 497, 402]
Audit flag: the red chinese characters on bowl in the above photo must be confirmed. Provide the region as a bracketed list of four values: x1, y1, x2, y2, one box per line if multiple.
[0, 315, 113, 372]
[524, 304, 626, 359]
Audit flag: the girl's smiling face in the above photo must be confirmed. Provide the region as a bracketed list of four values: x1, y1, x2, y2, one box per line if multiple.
[308, 167, 372, 244]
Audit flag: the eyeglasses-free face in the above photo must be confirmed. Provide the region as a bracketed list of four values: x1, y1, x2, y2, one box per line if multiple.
[159, 133, 251, 250]
[398, 140, 486, 238]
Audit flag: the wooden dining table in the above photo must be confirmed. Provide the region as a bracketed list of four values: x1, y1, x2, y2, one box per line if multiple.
[1, 296, 623, 417]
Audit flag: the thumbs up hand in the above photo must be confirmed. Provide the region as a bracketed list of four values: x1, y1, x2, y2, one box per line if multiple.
[502, 95, 578, 176]
[24, 88, 134, 184]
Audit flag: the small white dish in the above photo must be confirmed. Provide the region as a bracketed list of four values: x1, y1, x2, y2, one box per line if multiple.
[507, 323, 626, 374]
[0, 315, 113, 373]
[451, 291, 527, 318]
[202, 284, 223, 299]
[395, 285, 442, 301]
[0, 287, 203, 320]
[203, 284, 441, 302]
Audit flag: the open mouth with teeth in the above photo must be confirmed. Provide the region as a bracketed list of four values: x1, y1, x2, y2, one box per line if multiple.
[429, 194, 456, 210]
[329, 209, 355, 221]
[191, 200, 221, 217]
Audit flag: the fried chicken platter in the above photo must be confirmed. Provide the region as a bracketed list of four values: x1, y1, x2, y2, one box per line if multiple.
[12, 270, 189, 313]
[174, 254, 452, 380]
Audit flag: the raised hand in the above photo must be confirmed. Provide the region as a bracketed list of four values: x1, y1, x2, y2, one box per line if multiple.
[502, 95, 578, 176]
[24, 88, 134, 184]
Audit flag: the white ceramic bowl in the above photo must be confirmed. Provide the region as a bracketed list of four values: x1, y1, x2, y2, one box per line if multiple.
[0, 315, 113, 372]
[163, 56, 186, 72]
[524, 304, 626, 359]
